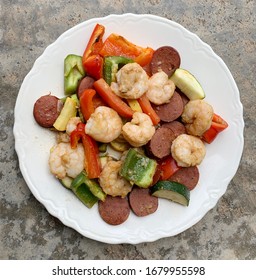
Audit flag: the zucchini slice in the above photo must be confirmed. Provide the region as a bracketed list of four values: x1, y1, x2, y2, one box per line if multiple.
[110, 139, 130, 152]
[170, 68, 205, 100]
[151, 181, 190, 206]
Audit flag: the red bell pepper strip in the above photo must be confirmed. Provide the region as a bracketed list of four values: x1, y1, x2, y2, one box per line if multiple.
[82, 24, 105, 63]
[70, 122, 101, 179]
[93, 78, 134, 118]
[99, 33, 154, 67]
[202, 113, 228, 144]
[92, 95, 107, 109]
[158, 155, 180, 181]
[82, 54, 104, 80]
[79, 89, 97, 121]
[138, 94, 160, 125]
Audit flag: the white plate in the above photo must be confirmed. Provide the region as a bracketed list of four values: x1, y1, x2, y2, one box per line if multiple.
[14, 14, 244, 244]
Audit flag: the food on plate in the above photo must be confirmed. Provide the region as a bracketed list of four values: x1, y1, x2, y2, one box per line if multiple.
[99, 160, 132, 197]
[170, 68, 205, 100]
[103, 56, 133, 85]
[147, 127, 176, 159]
[64, 54, 85, 95]
[53, 96, 77, 131]
[202, 113, 229, 144]
[32, 23, 228, 225]
[77, 76, 95, 98]
[151, 181, 190, 206]
[85, 106, 123, 143]
[152, 91, 184, 122]
[168, 166, 199, 190]
[129, 187, 158, 217]
[146, 71, 176, 105]
[33, 94, 62, 128]
[171, 134, 206, 167]
[120, 148, 157, 188]
[150, 46, 181, 77]
[122, 111, 155, 147]
[182, 99, 214, 136]
[71, 170, 106, 202]
[111, 62, 149, 99]
[49, 142, 85, 179]
[161, 120, 186, 138]
[98, 195, 130, 225]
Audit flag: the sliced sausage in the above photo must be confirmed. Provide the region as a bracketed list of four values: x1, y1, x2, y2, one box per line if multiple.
[77, 76, 95, 98]
[147, 127, 176, 158]
[176, 88, 190, 106]
[33, 94, 61, 128]
[161, 121, 186, 138]
[153, 91, 184, 122]
[168, 166, 199, 190]
[150, 46, 181, 77]
[129, 187, 158, 217]
[98, 195, 130, 225]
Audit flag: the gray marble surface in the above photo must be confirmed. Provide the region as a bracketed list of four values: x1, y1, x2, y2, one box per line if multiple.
[1, 0, 255, 260]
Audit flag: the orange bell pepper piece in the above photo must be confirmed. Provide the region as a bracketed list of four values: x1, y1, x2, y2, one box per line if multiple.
[99, 33, 154, 66]
[138, 94, 160, 125]
[93, 78, 134, 119]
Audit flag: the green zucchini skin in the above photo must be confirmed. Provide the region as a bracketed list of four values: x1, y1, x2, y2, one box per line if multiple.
[70, 171, 106, 208]
[151, 180, 190, 206]
[120, 148, 157, 188]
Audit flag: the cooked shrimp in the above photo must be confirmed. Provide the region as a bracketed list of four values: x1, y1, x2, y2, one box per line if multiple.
[66, 116, 81, 135]
[182, 99, 214, 136]
[49, 142, 85, 179]
[56, 132, 70, 143]
[99, 160, 132, 197]
[111, 62, 149, 99]
[122, 112, 155, 147]
[171, 134, 206, 167]
[56, 116, 81, 143]
[146, 71, 176, 105]
[85, 106, 123, 143]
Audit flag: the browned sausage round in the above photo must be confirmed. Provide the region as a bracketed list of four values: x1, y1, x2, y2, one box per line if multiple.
[77, 76, 95, 98]
[150, 46, 181, 77]
[147, 127, 176, 158]
[153, 91, 184, 122]
[129, 187, 158, 217]
[98, 195, 130, 225]
[168, 166, 199, 190]
[177, 89, 190, 106]
[161, 121, 186, 138]
[33, 94, 61, 128]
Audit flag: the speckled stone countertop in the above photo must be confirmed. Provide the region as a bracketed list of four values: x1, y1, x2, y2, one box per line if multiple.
[1, 0, 255, 260]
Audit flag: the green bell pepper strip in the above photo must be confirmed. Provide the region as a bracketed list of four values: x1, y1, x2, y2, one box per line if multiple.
[72, 182, 98, 209]
[70, 171, 103, 209]
[71, 170, 106, 202]
[103, 56, 133, 85]
[64, 54, 85, 95]
[120, 148, 157, 188]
